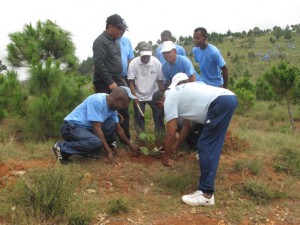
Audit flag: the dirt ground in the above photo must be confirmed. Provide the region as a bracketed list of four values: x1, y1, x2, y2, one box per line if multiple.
[0, 130, 299, 225]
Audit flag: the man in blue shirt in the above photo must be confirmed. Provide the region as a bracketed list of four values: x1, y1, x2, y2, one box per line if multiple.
[51, 86, 139, 165]
[160, 41, 198, 89]
[155, 30, 186, 64]
[193, 27, 228, 88]
[119, 35, 134, 85]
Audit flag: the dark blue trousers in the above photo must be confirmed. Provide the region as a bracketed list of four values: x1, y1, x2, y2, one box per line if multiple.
[197, 95, 238, 194]
[58, 119, 117, 156]
[133, 101, 165, 135]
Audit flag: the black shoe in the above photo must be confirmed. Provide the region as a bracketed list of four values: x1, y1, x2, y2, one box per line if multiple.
[109, 141, 117, 150]
[51, 143, 71, 165]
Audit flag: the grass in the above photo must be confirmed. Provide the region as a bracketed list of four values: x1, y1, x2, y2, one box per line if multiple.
[241, 181, 283, 205]
[233, 159, 262, 175]
[0, 33, 300, 224]
[274, 146, 300, 178]
[2, 167, 90, 224]
[107, 198, 129, 215]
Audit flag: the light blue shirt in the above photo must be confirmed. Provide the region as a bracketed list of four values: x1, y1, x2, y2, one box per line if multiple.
[64, 94, 119, 129]
[192, 43, 226, 87]
[156, 44, 186, 64]
[118, 37, 134, 77]
[161, 55, 197, 83]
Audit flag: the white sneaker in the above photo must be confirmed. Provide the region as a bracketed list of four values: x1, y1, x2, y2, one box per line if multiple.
[182, 190, 215, 206]
[195, 152, 199, 160]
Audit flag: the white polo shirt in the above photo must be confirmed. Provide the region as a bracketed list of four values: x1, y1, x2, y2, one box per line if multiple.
[164, 82, 235, 123]
[128, 56, 164, 101]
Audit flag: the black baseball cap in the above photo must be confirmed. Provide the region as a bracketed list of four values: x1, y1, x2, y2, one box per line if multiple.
[106, 14, 128, 30]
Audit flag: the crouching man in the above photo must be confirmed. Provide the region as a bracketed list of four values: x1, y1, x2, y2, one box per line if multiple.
[52, 86, 139, 165]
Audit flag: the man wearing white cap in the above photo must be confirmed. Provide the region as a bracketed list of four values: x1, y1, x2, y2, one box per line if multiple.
[52, 87, 139, 166]
[152, 73, 238, 206]
[155, 30, 187, 64]
[128, 43, 165, 134]
[160, 41, 199, 89]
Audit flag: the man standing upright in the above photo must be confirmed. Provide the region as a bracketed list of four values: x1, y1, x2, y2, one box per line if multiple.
[119, 28, 134, 86]
[128, 43, 165, 135]
[155, 30, 186, 64]
[92, 14, 131, 140]
[193, 27, 229, 88]
[160, 41, 198, 89]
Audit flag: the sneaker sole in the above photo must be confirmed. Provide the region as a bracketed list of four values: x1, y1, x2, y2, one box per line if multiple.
[182, 199, 214, 206]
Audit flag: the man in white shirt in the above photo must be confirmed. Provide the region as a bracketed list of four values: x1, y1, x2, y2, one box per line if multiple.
[128, 43, 165, 134]
[152, 73, 238, 206]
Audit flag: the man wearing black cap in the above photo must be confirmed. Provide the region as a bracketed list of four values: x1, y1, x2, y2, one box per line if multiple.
[92, 14, 132, 140]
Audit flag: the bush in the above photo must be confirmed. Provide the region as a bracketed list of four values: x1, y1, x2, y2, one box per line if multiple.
[274, 147, 300, 178]
[234, 88, 256, 115]
[8, 167, 77, 220]
[107, 198, 129, 215]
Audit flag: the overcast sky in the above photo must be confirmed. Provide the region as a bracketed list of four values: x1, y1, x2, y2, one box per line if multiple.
[1, 0, 300, 63]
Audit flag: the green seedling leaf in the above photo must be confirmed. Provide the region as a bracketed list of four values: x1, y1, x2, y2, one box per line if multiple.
[139, 132, 147, 140]
[140, 147, 149, 155]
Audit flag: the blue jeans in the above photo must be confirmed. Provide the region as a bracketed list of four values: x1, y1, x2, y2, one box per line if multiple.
[58, 119, 117, 156]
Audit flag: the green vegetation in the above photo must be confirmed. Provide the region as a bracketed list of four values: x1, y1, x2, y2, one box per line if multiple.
[107, 198, 129, 215]
[241, 181, 283, 205]
[0, 22, 299, 224]
[274, 146, 300, 178]
[233, 159, 262, 175]
[3, 167, 92, 224]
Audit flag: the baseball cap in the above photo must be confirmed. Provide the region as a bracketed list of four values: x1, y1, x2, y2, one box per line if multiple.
[168, 73, 189, 89]
[160, 41, 176, 53]
[120, 86, 137, 99]
[139, 43, 152, 56]
[106, 14, 128, 30]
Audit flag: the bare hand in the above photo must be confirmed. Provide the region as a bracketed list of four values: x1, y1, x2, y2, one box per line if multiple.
[129, 143, 140, 153]
[108, 82, 118, 90]
[107, 151, 119, 166]
[162, 155, 174, 167]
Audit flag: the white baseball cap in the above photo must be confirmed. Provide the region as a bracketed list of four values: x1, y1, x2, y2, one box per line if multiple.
[168, 73, 189, 89]
[160, 41, 176, 53]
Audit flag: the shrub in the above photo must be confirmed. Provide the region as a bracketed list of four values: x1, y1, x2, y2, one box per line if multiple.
[107, 198, 129, 215]
[8, 167, 77, 219]
[274, 147, 300, 178]
[234, 88, 256, 115]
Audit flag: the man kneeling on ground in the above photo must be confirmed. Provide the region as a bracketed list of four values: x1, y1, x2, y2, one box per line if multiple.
[52, 86, 139, 165]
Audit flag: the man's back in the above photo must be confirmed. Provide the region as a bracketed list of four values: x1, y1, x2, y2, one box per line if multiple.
[164, 82, 234, 123]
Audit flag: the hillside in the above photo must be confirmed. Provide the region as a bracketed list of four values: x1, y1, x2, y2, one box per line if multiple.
[181, 33, 300, 84]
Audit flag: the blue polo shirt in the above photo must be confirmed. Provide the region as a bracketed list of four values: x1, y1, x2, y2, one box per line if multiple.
[64, 93, 119, 129]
